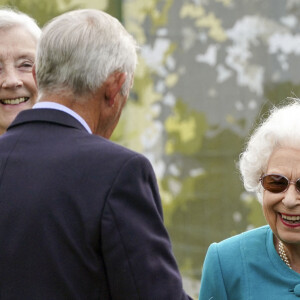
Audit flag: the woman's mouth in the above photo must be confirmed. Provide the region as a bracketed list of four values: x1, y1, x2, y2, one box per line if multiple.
[280, 213, 300, 227]
[0, 97, 29, 105]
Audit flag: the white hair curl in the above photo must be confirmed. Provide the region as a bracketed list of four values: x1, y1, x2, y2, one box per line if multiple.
[239, 99, 300, 203]
[0, 8, 41, 41]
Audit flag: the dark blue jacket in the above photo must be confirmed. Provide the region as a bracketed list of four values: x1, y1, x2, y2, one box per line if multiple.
[0, 108, 191, 300]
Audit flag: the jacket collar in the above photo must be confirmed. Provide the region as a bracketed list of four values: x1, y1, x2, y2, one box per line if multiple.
[8, 108, 89, 133]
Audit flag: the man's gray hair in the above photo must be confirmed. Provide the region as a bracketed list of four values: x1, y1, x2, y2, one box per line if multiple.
[36, 9, 138, 97]
[0, 8, 41, 41]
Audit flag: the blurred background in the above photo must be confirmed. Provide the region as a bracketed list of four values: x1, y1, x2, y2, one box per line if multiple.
[3, 0, 300, 298]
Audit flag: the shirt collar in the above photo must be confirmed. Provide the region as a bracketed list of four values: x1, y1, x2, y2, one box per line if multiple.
[33, 102, 92, 134]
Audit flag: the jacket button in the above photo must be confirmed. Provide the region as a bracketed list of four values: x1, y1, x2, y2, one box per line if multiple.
[294, 284, 300, 296]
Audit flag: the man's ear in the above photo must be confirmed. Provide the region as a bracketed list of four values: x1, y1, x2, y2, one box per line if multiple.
[105, 72, 127, 106]
[32, 64, 37, 86]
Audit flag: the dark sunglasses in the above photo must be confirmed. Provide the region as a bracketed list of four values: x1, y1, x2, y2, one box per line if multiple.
[260, 174, 300, 193]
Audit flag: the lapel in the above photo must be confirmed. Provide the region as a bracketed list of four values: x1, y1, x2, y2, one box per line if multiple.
[8, 108, 89, 133]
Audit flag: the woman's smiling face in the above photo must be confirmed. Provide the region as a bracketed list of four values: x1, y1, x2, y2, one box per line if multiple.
[263, 147, 300, 244]
[0, 26, 37, 135]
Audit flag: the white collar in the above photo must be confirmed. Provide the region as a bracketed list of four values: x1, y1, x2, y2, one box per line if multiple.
[33, 102, 92, 134]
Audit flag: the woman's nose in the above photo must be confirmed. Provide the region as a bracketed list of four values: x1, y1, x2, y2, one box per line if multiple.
[282, 184, 300, 208]
[0, 68, 23, 89]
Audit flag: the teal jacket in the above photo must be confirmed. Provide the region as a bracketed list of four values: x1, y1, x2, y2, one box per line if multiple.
[199, 226, 300, 299]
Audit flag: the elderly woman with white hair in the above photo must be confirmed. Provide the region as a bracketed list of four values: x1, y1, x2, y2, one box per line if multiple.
[199, 100, 300, 299]
[0, 8, 41, 135]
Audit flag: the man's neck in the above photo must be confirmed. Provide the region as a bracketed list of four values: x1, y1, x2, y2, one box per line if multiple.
[37, 93, 96, 134]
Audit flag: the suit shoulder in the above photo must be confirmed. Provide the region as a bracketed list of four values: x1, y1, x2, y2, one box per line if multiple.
[83, 134, 144, 160]
[84, 135, 153, 171]
[89, 135, 136, 153]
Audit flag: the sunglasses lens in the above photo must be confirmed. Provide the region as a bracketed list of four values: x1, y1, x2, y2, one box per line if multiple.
[261, 174, 288, 193]
[296, 180, 300, 193]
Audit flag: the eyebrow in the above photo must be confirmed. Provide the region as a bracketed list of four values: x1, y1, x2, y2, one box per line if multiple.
[17, 52, 35, 60]
[0, 51, 36, 64]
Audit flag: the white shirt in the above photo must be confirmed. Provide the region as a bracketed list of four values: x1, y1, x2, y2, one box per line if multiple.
[33, 102, 92, 134]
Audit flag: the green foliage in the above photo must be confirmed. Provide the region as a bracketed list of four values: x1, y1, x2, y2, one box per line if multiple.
[165, 100, 208, 155]
[111, 57, 161, 151]
[163, 100, 249, 278]
[264, 81, 300, 106]
[148, 0, 174, 32]
[254, 82, 300, 132]
[244, 195, 266, 227]
[106, 0, 122, 22]
[0, 0, 80, 26]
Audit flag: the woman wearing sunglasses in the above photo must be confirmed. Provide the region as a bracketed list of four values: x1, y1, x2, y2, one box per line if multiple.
[199, 100, 300, 299]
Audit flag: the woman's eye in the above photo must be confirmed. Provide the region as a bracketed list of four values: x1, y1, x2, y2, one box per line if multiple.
[18, 64, 33, 72]
[21, 62, 33, 68]
[17, 60, 34, 70]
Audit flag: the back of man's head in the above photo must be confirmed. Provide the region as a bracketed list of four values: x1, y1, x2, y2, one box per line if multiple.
[35, 9, 138, 97]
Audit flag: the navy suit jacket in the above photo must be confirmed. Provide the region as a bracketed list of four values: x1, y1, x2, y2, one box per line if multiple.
[0, 108, 191, 300]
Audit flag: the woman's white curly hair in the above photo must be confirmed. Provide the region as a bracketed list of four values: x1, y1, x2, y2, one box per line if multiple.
[0, 8, 41, 41]
[239, 99, 300, 203]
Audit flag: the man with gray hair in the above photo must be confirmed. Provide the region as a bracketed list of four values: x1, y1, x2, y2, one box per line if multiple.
[0, 9, 192, 300]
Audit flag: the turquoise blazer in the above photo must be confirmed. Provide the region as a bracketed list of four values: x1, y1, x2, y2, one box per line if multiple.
[199, 226, 300, 299]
